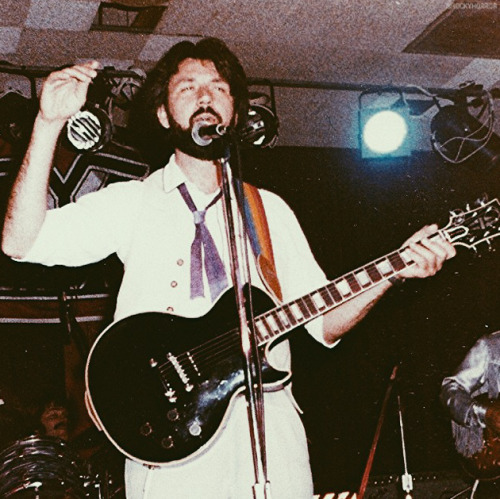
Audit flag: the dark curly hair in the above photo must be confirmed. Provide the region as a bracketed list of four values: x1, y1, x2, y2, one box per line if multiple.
[147, 38, 247, 125]
[130, 38, 248, 165]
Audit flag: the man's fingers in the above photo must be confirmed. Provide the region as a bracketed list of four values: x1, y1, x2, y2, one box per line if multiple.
[420, 235, 457, 260]
[406, 242, 441, 276]
[47, 61, 99, 85]
[397, 223, 456, 280]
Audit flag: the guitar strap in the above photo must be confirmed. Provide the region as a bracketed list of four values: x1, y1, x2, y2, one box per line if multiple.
[236, 180, 283, 303]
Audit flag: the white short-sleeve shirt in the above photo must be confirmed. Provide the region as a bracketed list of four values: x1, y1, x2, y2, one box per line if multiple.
[21, 155, 335, 498]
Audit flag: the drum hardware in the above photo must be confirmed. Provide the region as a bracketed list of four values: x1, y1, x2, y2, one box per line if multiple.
[80, 443, 125, 499]
[358, 366, 415, 499]
[0, 435, 87, 498]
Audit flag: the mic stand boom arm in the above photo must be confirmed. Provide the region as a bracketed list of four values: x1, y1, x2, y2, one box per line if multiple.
[218, 146, 271, 499]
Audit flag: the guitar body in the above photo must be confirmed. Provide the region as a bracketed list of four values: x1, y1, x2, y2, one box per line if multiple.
[85, 285, 297, 466]
[461, 428, 500, 480]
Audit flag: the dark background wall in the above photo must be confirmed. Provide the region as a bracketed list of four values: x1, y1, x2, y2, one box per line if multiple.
[241, 146, 500, 494]
[0, 143, 499, 495]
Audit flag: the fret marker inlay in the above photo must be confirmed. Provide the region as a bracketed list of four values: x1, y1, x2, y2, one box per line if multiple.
[355, 270, 371, 286]
[312, 292, 326, 309]
[290, 303, 303, 320]
[336, 280, 351, 296]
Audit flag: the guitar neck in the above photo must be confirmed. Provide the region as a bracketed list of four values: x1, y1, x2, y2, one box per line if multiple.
[253, 230, 448, 346]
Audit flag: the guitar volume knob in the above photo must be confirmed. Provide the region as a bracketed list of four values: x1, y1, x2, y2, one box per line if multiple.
[139, 422, 153, 436]
[167, 409, 179, 421]
[161, 436, 174, 449]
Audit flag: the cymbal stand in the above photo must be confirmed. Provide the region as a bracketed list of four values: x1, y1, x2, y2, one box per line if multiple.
[218, 147, 271, 499]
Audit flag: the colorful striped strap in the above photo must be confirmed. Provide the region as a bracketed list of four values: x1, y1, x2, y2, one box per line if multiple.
[237, 181, 283, 303]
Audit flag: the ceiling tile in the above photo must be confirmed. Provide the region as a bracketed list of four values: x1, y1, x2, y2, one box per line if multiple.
[444, 58, 500, 89]
[78, 57, 135, 70]
[372, 53, 473, 87]
[0, 28, 22, 55]
[139, 35, 202, 61]
[406, 1, 500, 58]
[26, 0, 100, 31]
[17, 29, 147, 66]
[0, 0, 31, 26]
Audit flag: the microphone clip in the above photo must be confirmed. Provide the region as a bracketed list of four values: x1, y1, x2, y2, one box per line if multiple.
[192, 122, 230, 146]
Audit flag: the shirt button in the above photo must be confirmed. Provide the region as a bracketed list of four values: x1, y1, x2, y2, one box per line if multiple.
[177, 259, 184, 266]
[171, 281, 178, 288]
[166, 306, 174, 313]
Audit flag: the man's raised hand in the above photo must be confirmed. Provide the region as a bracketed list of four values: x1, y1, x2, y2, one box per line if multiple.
[38, 61, 100, 126]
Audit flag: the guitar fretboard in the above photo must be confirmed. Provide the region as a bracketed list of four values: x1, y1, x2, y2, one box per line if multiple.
[252, 231, 446, 346]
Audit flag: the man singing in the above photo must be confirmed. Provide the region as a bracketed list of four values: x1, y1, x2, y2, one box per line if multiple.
[2, 38, 455, 498]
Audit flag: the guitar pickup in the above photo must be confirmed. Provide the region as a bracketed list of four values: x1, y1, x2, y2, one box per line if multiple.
[167, 352, 194, 392]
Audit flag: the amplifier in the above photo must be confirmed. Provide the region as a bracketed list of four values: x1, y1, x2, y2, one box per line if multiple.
[314, 493, 357, 499]
[315, 470, 472, 499]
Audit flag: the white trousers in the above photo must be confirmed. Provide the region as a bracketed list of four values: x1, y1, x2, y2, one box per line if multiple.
[125, 390, 314, 499]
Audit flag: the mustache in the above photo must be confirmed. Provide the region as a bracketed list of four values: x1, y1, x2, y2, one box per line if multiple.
[189, 107, 223, 126]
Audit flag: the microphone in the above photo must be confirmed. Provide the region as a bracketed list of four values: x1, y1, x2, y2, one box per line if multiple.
[191, 121, 229, 146]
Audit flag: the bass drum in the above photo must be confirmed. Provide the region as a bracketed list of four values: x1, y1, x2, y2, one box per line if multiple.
[0, 435, 86, 498]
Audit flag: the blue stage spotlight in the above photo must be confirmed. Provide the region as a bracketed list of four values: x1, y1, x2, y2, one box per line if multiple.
[359, 92, 412, 159]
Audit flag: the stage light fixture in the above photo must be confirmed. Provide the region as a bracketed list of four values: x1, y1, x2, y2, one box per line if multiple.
[430, 92, 500, 169]
[240, 92, 279, 148]
[358, 91, 412, 159]
[66, 105, 113, 152]
[65, 72, 116, 153]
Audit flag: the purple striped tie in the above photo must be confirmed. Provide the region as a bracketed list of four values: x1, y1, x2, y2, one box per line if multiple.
[178, 183, 228, 301]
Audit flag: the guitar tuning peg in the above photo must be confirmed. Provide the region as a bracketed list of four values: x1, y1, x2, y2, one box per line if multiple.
[476, 193, 489, 206]
[450, 209, 464, 222]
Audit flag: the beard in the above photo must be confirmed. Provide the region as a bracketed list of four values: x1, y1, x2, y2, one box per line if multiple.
[166, 106, 230, 161]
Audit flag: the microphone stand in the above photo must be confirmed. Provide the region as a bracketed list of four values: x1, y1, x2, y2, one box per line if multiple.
[217, 140, 271, 499]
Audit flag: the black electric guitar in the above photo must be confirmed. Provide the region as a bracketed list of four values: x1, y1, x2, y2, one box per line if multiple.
[85, 198, 500, 466]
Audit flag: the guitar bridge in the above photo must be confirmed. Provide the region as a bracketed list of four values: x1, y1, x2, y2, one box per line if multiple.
[150, 357, 177, 402]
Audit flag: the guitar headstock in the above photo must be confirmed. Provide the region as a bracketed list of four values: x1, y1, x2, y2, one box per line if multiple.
[443, 197, 500, 251]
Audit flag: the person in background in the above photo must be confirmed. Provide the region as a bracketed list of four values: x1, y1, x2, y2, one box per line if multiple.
[38, 398, 70, 442]
[441, 331, 500, 459]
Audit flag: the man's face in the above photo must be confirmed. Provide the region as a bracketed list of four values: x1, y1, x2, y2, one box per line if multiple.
[40, 401, 69, 441]
[157, 58, 236, 160]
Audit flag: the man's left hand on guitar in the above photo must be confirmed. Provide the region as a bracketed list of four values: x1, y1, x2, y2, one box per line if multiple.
[397, 224, 456, 281]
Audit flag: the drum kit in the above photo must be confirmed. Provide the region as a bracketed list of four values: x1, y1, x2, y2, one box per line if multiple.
[0, 434, 124, 498]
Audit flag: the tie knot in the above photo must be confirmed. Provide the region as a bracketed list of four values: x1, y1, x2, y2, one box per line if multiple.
[193, 210, 206, 225]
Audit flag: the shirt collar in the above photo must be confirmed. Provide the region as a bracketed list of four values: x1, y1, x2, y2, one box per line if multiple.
[162, 155, 188, 194]
[161, 154, 235, 195]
